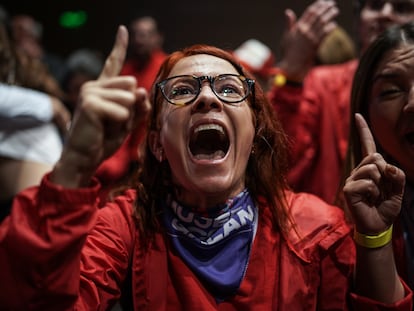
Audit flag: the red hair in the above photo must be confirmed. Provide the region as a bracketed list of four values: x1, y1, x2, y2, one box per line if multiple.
[133, 45, 293, 244]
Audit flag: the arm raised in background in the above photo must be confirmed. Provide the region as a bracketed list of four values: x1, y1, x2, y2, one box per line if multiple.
[278, 0, 338, 82]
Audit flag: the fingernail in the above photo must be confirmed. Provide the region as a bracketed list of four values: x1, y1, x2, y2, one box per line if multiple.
[386, 164, 397, 175]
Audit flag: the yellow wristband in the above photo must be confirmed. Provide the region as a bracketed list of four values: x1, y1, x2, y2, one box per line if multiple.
[353, 225, 393, 248]
[270, 68, 303, 88]
[274, 73, 287, 87]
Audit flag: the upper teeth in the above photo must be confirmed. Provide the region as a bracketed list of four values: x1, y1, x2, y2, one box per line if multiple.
[194, 124, 224, 134]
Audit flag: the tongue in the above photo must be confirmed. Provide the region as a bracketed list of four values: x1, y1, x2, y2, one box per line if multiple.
[406, 133, 414, 146]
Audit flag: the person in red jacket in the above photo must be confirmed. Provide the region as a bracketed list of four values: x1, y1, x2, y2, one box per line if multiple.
[121, 15, 167, 92]
[341, 21, 414, 292]
[0, 25, 411, 310]
[269, 0, 414, 204]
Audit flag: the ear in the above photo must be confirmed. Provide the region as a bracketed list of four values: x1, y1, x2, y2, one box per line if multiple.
[148, 130, 164, 162]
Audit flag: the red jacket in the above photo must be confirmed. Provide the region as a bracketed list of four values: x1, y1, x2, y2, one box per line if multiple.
[269, 60, 358, 204]
[0, 175, 411, 310]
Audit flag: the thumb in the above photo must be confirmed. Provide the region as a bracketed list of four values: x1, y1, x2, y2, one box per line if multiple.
[284, 9, 297, 31]
[99, 25, 129, 80]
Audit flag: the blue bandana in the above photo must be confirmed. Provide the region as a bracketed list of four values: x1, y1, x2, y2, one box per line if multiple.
[162, 189, 258, 301]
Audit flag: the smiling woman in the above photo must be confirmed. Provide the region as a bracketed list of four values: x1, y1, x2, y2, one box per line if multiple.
[0, 25, 411, 310]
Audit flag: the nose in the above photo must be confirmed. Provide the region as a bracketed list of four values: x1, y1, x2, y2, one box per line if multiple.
[191, 84, 224, 112]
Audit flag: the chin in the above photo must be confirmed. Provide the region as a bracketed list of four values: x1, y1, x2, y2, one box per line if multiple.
[195, 176, 243, 196]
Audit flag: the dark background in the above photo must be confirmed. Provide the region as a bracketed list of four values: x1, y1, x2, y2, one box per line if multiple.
[1, 0, 357, 60]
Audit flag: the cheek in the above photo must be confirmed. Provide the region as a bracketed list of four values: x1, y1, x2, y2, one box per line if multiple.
[369, 99, 401, 124]
[236, 110, 255, 149]
[369, 101, 399, 143]
[159, 109, 186, 153]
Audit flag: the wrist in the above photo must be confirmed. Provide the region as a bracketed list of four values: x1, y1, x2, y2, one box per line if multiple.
[270, 67, 304, 88]
[51, 151, 97, 188]
[354, 225, 393, 249]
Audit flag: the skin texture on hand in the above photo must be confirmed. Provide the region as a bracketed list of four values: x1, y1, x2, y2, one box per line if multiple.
[344, 113, 405, 303]
[50, 25, 151, 188]
[344, 113, 405, 235]
[50, 96, 71, 135]
[278, 0, 339, 81]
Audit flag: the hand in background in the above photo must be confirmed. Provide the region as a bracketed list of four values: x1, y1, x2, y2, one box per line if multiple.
[278, 0, 339, 81]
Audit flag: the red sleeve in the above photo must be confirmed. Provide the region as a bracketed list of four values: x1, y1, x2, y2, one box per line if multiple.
[0, 174, 100, 310]
[350, 281, 413, 310]
[319, 233, 413, 310]
[0, 175, 137, 311]
[287, 192, 412, 310]
[95, 134, 134, 186]
[77, 191, 136, 310]
[318, 228, 355, 310]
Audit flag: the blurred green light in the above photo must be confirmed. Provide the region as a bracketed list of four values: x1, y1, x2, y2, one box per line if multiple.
[60, 11, 87, 28]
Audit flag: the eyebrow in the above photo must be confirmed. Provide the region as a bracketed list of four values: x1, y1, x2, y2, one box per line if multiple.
[372, 71, 402, 84]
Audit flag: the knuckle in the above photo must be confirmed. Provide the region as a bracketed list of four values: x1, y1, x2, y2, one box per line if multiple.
[372, 152, 384, 161]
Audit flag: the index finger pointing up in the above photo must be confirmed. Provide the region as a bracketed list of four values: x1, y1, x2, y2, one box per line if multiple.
[355, 113, 377, 157]
[99, 25, 129, 80]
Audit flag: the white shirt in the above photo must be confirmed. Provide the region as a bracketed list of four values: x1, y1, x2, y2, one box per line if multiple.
[0, 83, 53, 130]
[0, 84, 62, 164]
[0, 123, 63, 165]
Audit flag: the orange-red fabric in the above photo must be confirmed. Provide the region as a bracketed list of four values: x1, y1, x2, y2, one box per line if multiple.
[0, 176, 412, 310]
[94, 132, 140, 205]
[269, 60, 359, 204]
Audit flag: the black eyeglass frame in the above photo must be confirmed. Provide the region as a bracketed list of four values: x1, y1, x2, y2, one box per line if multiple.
[156, 74, 255, 106]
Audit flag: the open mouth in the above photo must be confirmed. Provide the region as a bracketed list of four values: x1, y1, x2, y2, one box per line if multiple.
[405, 132, 414, 146]
[189, 124, 230, 160]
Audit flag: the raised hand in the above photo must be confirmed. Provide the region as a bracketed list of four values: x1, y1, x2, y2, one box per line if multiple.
[51, 25, 151, 188]
[343, 113, 405, 234]
[49, 96, 72, 135]
[278, 0, 338, 81]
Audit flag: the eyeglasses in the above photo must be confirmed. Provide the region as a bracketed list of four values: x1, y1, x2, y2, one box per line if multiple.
[156, 74, 255, 106]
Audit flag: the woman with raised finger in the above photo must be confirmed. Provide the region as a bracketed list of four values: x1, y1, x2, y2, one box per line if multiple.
[0, 26, 411, 310]
[342, 20, 414, 295]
